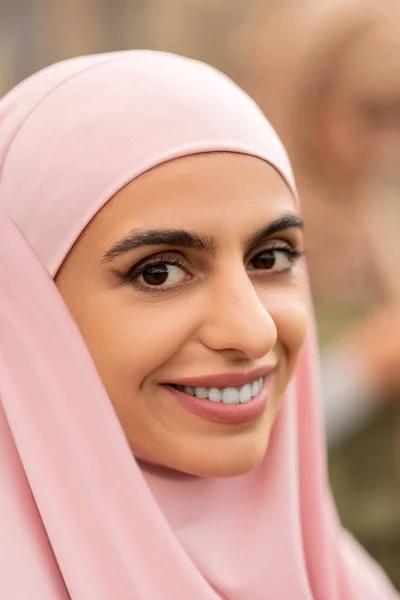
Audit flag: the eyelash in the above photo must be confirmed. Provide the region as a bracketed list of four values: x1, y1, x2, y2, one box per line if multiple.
[256, 244, 303, 267]
[121, 243, 304, 291]
[121, 255, 188, 288]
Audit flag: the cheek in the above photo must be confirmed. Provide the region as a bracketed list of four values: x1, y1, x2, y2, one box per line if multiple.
[258, 281, 308, 363]
[71, 292, 202, 388]
[274, 297, 309, 363]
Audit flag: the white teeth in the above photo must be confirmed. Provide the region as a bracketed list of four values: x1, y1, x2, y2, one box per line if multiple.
[252, 380, 260, 397]
[239, 383, 252, 404]
[176, 377, 265, 403]
[222, 387, 239, 404]
[208, 388, 222, 402]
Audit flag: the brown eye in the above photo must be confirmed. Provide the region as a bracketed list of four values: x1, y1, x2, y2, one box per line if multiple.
[138, 263, 186, 287]
[249, 248, 297, 273]
[141, 265, 169, 285]
[251, 250, 276, 270]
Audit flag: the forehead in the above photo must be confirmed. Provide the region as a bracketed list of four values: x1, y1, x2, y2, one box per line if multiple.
[94, 153, 296, 238]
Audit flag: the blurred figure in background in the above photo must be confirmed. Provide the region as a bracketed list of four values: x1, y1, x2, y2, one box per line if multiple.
[231, 0, 400, 584]
[231, 0, 400, 444]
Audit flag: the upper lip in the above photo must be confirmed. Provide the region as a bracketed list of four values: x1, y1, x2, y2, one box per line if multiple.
[165, 365, 277, 389]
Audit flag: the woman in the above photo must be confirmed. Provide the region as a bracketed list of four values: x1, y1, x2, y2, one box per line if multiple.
[0, 51, 397, 598]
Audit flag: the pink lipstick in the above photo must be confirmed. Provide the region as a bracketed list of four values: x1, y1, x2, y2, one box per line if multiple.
[164, 365, 276, 425]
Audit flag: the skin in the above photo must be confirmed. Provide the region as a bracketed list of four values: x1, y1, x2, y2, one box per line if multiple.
[56, 153, 308, 477]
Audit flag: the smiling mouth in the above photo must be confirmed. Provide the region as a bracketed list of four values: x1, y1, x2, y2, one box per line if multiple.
[169, 377, 264, 404]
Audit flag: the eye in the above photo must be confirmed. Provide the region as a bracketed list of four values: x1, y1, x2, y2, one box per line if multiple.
[249, 247, 300, 274]
[120, 252, 192, 291]
[137, 262, 187, 287]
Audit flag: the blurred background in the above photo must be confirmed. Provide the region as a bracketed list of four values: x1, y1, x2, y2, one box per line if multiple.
[1, 0, 399, 588]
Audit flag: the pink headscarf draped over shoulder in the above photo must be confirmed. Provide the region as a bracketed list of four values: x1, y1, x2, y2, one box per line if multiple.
[0, 51, 397, 599]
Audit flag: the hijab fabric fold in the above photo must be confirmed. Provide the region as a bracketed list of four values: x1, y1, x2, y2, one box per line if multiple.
[0, 51, 397, 599]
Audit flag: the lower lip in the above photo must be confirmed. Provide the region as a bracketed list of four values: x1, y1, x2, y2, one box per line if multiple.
[165, 380, 271, 425]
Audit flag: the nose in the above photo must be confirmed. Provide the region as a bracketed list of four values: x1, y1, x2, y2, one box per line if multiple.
[198, 270, 277, 360]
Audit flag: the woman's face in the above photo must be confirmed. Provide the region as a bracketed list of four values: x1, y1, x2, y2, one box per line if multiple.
[319, 15, 400, 182]
[56, 153, 307, 477]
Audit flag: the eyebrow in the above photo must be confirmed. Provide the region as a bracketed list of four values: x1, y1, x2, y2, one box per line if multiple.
[102, 229, 217, 261]
[244, 214, 304, 250]
[101, 213, 304, 262]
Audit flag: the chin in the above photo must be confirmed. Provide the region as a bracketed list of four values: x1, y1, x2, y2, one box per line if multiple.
[202, 454, 266, 478]
[165, 434, 271, 478]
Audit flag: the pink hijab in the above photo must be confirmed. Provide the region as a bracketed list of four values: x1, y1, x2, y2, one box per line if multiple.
[0, 51, 397, 599]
